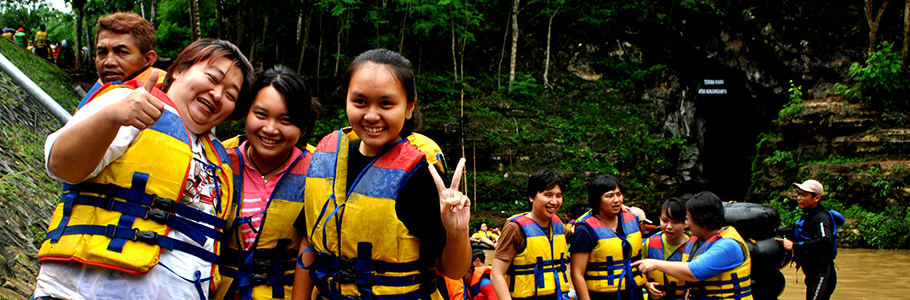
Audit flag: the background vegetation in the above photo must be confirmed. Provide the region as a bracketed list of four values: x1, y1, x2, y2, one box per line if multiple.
[2, 0, 910, 249]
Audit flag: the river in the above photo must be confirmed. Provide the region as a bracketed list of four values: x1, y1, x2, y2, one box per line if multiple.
[778, 248, 910, 300]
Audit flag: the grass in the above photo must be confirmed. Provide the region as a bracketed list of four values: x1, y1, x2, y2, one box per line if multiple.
[0, 37, 81, 112]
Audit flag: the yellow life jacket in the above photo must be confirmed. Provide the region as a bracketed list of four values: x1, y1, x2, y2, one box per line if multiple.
[302, 128, 445, 300]
[575, 209, 646, 295]
[1, 32, 11, 40]
[682, 226, 753, 300]
[35, 31, 48, 47]
[38, 80, 233, 275]
[644, 232, 690, 300]
[214, 136, 313, 300]
[504, 213, 570, 299]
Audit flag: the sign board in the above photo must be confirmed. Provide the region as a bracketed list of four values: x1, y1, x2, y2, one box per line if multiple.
[698, 79, 726, 94]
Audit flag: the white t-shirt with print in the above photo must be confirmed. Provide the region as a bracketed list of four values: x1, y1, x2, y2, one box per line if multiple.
[36, 87, 219, 300]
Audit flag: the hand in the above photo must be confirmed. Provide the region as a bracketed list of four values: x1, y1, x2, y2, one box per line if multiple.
[632, 259, 658, 273]
[430, 158, 470, 233]
[775, 237, 793, 250]
[104, 70, 164, 130]
[645, 282, 664, 299]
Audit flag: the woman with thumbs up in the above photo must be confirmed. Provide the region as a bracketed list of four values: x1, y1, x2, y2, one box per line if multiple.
[35, 39, 254, 300]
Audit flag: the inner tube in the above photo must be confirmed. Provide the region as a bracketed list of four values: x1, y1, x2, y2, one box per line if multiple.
[745, 236, 792, 271]
[750, 269, 786, 300]
[722, 202, 781, 240]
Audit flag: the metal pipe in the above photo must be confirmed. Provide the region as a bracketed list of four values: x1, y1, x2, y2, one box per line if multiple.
[0, 51, 72, 123]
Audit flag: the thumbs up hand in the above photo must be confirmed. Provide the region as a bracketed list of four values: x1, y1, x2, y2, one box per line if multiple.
[105, 70, 165, 130]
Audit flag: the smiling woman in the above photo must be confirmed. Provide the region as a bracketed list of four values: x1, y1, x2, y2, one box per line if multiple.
[35, 39, 254, 300]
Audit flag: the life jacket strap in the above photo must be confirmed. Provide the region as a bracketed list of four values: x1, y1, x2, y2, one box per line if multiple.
[44, 224, 220, 264]
[220, 239, 297, 299]
[73, 181, 226, 229]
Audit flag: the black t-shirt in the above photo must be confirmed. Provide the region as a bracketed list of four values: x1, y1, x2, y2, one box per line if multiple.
[293, 140, 447, 261]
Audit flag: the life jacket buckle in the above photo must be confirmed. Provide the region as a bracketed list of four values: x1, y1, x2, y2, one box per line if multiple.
[338, 256, 354, 270]
[103, 224, 119, 238]
[152, 195, 176, 212]
[254, 261, 272, 273]
[145, 208, 169, 224]
[336, 270, 357, 284]
[341, 295, 361, 300]
[251, 273, 268, 286]
[135, 230, 159, 244]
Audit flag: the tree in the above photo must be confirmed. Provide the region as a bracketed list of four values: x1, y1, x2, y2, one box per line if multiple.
[508, 0, 519, 91]
[903, 0, 909, 70]
[865, 0, 890, 53]
[71, 0, 86, 71]
[543, 0, 562, 88]
[187, 0, 199, 40]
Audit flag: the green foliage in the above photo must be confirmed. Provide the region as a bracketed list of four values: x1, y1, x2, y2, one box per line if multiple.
[778, 80, 803, 123]
[764, 150, 798, 170]
[832, 42, 909, 111]
[0, 37, 81, 111]
[853, 205, 910, 249]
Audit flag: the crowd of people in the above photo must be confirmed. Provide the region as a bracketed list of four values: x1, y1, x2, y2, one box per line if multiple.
[27, 11, 838, 300]
[4, 24, 85, 69]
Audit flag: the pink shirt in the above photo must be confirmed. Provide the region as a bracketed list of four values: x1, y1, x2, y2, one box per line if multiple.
[238, 141, 304, 250]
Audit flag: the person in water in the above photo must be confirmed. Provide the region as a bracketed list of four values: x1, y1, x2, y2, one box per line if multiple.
[776, 179, 838, 300]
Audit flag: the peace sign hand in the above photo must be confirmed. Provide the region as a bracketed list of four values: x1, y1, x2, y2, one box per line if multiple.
[429, 158, 471, 233]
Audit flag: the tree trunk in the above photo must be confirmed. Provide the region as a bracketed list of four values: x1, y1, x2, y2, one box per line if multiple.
[497, 6, 510, 90]
[188, 0, 200, 40]
[298, 7, 313, 74]
[74, 3, 84, 71]
[450, 4, 458, 82]
[140, 1, 146, 19]
[866, 0, 890, 53]
[903, 0, 909, 70]
[215, 0, 222, 39]
[543, 4, 561, 88]
[150, 0, 158, 29]
[508, 0, 520, 91]
[398, 3, 410, 53]
[334, 6, 347, 77]
[316, 13, 324, 94]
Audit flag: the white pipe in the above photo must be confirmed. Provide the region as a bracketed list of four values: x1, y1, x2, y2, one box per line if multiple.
[0, 52, 72, 123]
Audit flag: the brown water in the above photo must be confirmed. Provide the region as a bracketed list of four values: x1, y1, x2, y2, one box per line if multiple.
[483, 248, 910, 300]
[778, 248, 910, 300]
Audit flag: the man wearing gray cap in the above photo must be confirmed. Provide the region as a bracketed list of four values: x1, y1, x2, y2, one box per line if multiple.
[775, 179, 837, 300]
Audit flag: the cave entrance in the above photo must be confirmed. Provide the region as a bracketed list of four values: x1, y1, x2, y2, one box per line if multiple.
[693, 68, 767, 202]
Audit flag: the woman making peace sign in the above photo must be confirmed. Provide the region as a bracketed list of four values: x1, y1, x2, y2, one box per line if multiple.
[292, 49, 471, 300]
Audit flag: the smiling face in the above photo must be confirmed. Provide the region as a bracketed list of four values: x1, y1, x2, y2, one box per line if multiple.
[245, 85, 302, 163]
[167, 57, 243, 134]
[660, 210, 686, 241]
[598, 187, 624, 218]
[530, 185, 564, 222]
[95, 31, 155, 83]
[345, 62, 415, 156]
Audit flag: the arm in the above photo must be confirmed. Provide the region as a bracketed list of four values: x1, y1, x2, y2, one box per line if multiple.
[292, 236, 315, 300]
[490, 258, 513, 300]
[632, 259, 698, 282]
[47, 71, 163, 183]
[570, 252, 591, 300]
